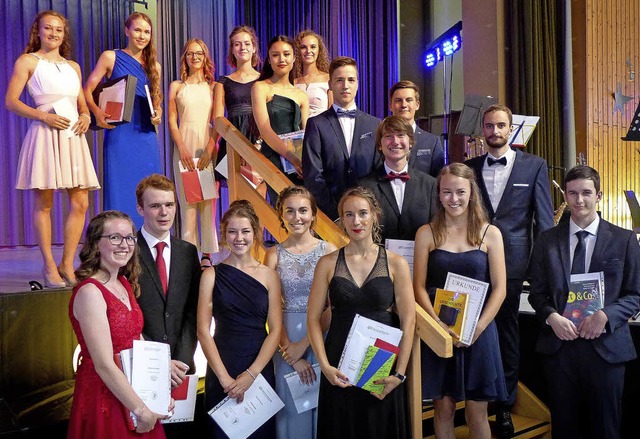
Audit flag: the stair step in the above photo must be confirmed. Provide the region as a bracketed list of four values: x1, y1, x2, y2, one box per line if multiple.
[424, 413, 551, 439]
[422, 401, 465, 420]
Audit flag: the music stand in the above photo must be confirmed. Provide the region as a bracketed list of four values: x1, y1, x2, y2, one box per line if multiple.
[509, 115, 540, 148]
[455, 95, 497, 138]
[621, 100, 640, 141]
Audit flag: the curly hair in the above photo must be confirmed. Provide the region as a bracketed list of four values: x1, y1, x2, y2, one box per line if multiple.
[24, 11, 71, 59]
[430, 163, 488, 248]
[220, 200, 263, 257]
[75, 211, 142, 297]
[125, 12, 162, 108]
[293, 30, 330, 78]
[275, 185, 318, 232]
[337, 187, 383, 244]
[258, 35, 296, 84]
[179, 38, 215, 84]
[227, 25, 260, 68]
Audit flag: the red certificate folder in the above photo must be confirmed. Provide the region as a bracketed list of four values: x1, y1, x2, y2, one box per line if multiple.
[89, 74, 138, 130]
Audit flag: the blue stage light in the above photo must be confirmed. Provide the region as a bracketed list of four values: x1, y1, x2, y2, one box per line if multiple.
[423, 21, 462, 69]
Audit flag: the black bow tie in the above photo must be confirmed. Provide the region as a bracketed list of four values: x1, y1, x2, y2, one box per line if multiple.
[487, 156, 507, 166]
[385, 171, 410, 182]
[336, 108, 357, 118]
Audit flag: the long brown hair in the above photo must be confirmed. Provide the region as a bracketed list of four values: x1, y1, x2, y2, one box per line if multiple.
[275, 185, 318, 231]
[431, 163, 488, 248]
[259, 35, 296, 84]
[24, 11, 71, 59]
[227, 25, 260, 68]
[293, 30, 330, 78]
[75, 211, 142, 297]
[179, 38, 215, 84]
[125, 12, 162, 108]
[337, 187, 383, 244]
[220, 200, 263, 257]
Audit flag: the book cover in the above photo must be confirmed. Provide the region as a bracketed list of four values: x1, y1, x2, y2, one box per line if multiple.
[355, 346, 397, 394]
[162, 374, 198, 424]
[179, 158, 218, 204]
[278, 130, 305, 174]
[433, 288, 469, 339]
[563, 271, 605, 326]
[443, 273, 489, 346]
[89, 74, 138, 130]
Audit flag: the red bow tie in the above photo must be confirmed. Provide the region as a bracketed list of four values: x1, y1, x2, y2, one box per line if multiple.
[385, 171, 410, 182]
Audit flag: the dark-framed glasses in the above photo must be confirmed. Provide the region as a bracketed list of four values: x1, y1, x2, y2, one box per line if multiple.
[101, 234, 137, 246]
[186, 51, 204, 58]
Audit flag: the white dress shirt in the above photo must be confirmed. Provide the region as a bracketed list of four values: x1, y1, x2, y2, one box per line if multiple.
[482, 148, 517, 212]
[141, 226, 172, 282]
[569, 216, 600, 272]
[333, 103, 357, 156]
[384, 162, 409, 211]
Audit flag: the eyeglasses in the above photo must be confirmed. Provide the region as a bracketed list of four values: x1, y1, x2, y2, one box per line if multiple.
[186, 51, 204, 58]
[101, 234, 137, 246]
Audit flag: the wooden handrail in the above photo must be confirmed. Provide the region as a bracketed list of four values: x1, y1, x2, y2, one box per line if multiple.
[215, 115, 451, 439]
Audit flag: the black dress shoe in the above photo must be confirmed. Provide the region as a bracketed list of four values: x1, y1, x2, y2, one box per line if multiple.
[495, 409, 515, 438]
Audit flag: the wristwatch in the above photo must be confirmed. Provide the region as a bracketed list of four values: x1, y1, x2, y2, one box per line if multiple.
[392, 372, 406, 383]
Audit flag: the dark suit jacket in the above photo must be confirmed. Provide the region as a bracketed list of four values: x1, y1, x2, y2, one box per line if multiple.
[358, 165, 437, 241]
[465, 148, 554, 280]
[136, 232, 201, 371]
[303, 107, 381, 220]
[528, 219, 640, 363]
[410, 126, 445, 178]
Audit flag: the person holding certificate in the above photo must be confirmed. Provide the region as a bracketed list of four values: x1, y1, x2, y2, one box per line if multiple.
[307, 187, 415, 439]
[5, 10, 100, 288]
[251, 35, 309, 204]
[167, 38, 219, 262]
[197, 200, 283, 438]
[413, 163, 507, 438]
[84, 12, 162, 229]
[264, 186, 337, 439]
[67, 210, 171, 437]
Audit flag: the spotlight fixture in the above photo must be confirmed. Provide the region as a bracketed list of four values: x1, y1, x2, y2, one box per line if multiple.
[423, 21, 463, 68]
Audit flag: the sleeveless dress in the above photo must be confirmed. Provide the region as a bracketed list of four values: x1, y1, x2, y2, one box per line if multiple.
[205, 263, 276, 438]
[295, 82, 329, 118]
[215, 76, 257, 179]
[15, 54, 100, 191]
[273, 242, 326, 439]
[421, 249, 507, 402]
[67, 277, 165, 439]
[172, 82, 218, 253]
[317, 247, 409, 439]
[103, 50, 161, 229]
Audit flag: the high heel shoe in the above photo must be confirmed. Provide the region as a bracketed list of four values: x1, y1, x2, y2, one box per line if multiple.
[57, 266, 78, 287]
[42, 267, 66, 289]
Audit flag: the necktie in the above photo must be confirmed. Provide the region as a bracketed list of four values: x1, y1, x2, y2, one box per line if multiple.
[487, 156, 507, 166]
[336, 108, 357, 118]
[155, 242, 168, 294]
[571, 231, 589, 274]
[385, 171, 411, 182]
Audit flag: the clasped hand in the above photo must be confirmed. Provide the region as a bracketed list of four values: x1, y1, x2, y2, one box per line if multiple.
[222, 370, 256, 403]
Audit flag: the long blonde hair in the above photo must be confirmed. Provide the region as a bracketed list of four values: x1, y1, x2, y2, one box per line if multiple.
[179, 38, 215, 84]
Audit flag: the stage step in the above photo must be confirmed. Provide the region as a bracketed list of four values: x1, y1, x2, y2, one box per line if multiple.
[424, 413, 551, 439]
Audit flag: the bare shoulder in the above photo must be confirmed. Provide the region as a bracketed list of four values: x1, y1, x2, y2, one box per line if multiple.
[74, 281, 105, 310]
[483, 224, 504, 249]
[168, 80, 185, 96]
[14, 53, 38, 70]
[415, 223, 434, 241]
[387, 250, 410, 272]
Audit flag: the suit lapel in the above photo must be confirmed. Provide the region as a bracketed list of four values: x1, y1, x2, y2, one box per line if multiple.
[376, 168, 401, 218]
[138, 231, 167, 301]
[588, 220, 612, 273]
[472, 156, 494, 217]
[399, 174, 418, 217]
[557, 221, 572, 290]
[327, 108, 349, 159]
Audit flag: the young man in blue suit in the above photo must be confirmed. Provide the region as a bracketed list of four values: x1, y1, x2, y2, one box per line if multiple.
[302, 56, 381, 220]
[135, 175, 200, 391]
[465, 104, 554, 437]
[528, 165, 640, 439]
[389, 80, 444, 178]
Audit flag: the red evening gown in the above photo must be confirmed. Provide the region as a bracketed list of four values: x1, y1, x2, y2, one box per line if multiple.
[66, 277, 165, 438]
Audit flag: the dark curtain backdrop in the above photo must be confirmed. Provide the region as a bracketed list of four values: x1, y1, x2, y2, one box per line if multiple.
[0, 0, 131, 247]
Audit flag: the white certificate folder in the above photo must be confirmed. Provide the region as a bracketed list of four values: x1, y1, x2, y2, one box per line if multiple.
[89, 74, 138, 130]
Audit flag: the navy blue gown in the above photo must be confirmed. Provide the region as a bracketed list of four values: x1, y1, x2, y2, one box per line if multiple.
[317, 247, 409, 439]
[421, 249, 507, 401]
[205, 263, 276, 438]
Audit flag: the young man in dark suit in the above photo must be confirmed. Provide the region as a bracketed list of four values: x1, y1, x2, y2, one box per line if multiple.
[358, 115, 437, 241]
[528, 165, 640, 439]
[135, 174, 201, 390]
[302, 56, 381, 220]
[389, 80, 444, 178]
[465, 104, 554, 437]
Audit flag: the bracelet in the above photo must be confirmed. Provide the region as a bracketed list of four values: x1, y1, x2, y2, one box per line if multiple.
[246, 369, 256, 380]
[79, 113, 91, 120]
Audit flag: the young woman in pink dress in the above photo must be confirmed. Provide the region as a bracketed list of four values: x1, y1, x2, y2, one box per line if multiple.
[5, 10, 100, 288]
[293, 30, 333, 118]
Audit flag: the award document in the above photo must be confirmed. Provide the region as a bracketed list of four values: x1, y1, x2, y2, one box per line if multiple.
[52, 97, 79, 139]
[284, 363, 321, 414]
[179, 158, 218, 203]
[384, 239, 415, 277]
[208, 374, 284, 439]
[162, 374, 198, 424]
[443, 273, 489, 346]
[131, 340, 172, 417]
[338, 314, 403, 384]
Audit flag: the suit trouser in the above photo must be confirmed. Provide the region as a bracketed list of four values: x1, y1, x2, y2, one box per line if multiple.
[494, 278, 523, 408]
[543, 338, 624, 439]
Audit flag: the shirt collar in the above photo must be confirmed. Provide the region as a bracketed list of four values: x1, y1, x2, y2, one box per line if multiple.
[383, 162, 409, 175]
[569, 215, 600, 236]
[332, 103, 357, 113]
[486, 147, 516, 165]
[141, 226, 171, 249]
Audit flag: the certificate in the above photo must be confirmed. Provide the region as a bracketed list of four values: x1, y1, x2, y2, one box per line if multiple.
[52, 97, 78, 139]
[162, 374, 198, 424]
[284, 363, 321, 414]
[208, 374, 284, 439]
[131, 340, 172, 416]
[385, 239, 415, 277]
[443, 273, 489, 346]
[338, 314, 403, 384]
